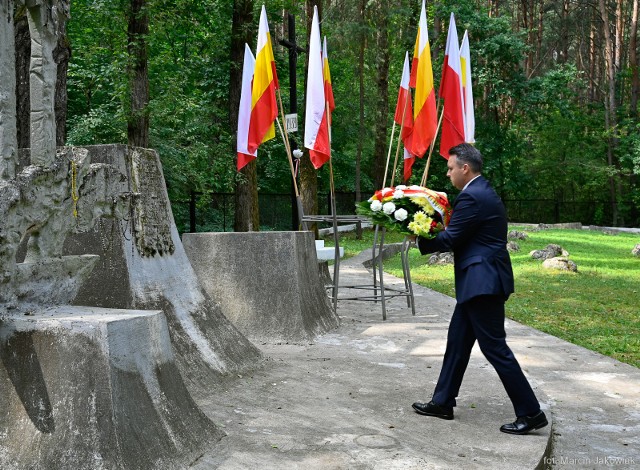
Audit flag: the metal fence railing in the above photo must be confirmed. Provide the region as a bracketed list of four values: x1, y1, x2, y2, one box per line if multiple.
[171, 192, 637, 233]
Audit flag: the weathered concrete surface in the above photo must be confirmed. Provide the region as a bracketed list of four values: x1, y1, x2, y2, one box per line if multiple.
[26, 0, 69, 166]
[13, 254, 98, 311]
[0, 0, 18, 179]
[1, 147, 124, 308]
[183, 231, 339, 344]
[191, 248, 640, 469]
[0, 306, 223, 469]
[63, 145, 263, 396]
[192, 250, 553, 469]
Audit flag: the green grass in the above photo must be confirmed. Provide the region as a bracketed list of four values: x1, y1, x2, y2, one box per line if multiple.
[334, 227, 640, 368]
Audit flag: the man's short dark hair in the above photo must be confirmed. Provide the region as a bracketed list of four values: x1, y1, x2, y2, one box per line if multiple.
[449, 143, 482, 173]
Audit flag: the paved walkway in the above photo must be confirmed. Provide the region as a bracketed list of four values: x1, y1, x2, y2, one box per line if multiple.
[194, 249, 639, 469]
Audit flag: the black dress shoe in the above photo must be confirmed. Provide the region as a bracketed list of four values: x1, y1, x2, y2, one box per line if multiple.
[500, 411, 548, 435]
[412, 400, 454, 420]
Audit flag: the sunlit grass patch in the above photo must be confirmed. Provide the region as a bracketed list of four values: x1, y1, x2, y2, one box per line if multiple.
[338, 227, 640, 368]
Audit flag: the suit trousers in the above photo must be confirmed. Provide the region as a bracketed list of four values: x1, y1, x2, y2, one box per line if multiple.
[431, 295, 540, 417]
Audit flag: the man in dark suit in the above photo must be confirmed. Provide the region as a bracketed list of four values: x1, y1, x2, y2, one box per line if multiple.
[411, 143, 547, 435]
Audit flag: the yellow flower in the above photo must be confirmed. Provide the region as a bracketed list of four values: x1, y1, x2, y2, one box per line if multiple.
[410, 197, 435, 215]
[413, 211, 427, 223]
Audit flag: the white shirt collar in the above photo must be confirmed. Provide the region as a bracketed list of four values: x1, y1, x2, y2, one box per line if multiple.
[462, 175, 481, 191]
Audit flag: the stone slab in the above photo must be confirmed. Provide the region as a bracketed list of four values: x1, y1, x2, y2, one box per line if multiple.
[183, 231, 340, 343]
[0, 305, 223, 469]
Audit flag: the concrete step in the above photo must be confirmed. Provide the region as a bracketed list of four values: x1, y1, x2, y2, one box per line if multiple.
[0, 306, 222, 469]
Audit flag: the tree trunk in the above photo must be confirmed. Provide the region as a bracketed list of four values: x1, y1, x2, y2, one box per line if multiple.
[230, 0, 259, 232]
[598, 0, 620, 225]
[560, 0, 569, 64]
[614, 0, 624, 76]
[630, 0, 639, 117]
[299, 0, 321, 233]
[14, 6, 30, 150]
[588, 12, 598, 103]
[127, 0, 149, 148]
[355, 0, 365, 204]
[489, 0, 499, 18]
[372, 0, 390, 189]
[536, 0, 544, 65]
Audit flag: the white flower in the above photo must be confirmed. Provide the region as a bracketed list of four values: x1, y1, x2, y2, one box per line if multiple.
[395, 185, 407, 190]
[394, 208, 408, 221]
[292, 149, 303, 159]
[393, 189, 405, 198]
[382, 202, 396, 214]
[370, 200, 383, 212]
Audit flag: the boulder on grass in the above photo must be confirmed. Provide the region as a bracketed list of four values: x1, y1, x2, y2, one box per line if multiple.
[507, 241, 520, 253]
[542, 257, 578, 272]
[428, 252, 454, 265]
[508, 230, 528, 240]
[530, 244, 568, 260]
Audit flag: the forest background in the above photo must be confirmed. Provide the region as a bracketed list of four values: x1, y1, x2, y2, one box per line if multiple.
[11, 0, 640, 232]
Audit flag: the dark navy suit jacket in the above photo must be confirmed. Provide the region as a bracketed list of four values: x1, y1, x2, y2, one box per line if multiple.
[417, 175, 514, 304]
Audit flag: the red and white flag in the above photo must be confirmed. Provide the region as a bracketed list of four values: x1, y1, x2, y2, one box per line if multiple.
[237, 44, 257, 171]
[438, 12, 465, 159]
[460, 30, 475, 143]
[304, 6, 331, 169]
[247, 5, 279, 154]
[395, 52, 418, 181]
[395, 51, 414, 141]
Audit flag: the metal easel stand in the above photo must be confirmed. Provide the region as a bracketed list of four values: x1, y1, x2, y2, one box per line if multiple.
[299, 199, 415, 319]
[300, 213, 365, 312]
[336, 225, 416, 320]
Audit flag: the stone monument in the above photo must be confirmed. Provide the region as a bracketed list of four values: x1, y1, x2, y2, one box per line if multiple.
[0, 2, 255, 467]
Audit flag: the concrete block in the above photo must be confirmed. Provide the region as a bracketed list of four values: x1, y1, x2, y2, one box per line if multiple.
[0, 306, 223, 469]
[182, 231, 339, 343]
[61, 145, 262, 397]
[314, 239, 344, 261]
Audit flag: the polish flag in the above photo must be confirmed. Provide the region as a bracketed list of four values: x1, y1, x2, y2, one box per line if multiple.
[460, 30, 475, 143]
[438, 13, 465, 159]
[304, 6, 331, 169]
[394, 51, 413, 141]
[237, 44, 257, 171]
[247, 5, 278, 154]
[395, 51, 418, 181]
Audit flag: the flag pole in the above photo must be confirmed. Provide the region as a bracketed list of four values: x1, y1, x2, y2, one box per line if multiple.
[382, 122, 396, 188]
[390, 89, 412, 186]
[420, 106, 445, 187]
[326, 100, 336, 204]
[276, 88, 300, 198]
[390, 126, 403, 187]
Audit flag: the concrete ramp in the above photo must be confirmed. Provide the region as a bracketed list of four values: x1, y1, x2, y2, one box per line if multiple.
[62, 145, 262, 396]
[0, 306, 223, 469]
[183, 231, 339, 343]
